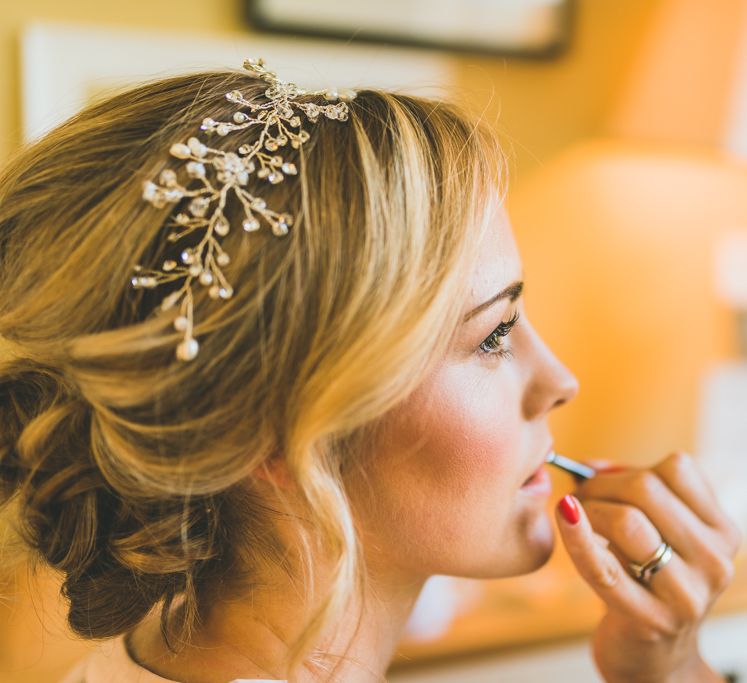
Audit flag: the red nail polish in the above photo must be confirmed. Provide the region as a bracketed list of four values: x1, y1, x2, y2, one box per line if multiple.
[558, 495, 580, 525]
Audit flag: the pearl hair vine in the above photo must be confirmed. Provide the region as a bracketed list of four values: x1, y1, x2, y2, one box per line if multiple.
[131, 57, 357, 362]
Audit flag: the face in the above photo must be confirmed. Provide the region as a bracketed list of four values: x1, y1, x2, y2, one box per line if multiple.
[347, 204, 579, 582]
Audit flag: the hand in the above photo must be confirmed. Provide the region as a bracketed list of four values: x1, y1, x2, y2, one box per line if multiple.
[555, 451, 742, 683]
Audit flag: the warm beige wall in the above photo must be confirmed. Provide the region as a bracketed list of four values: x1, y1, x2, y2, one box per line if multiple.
[454, 0, 659, 179]
[1, 1, 658, 175]
[609, 0, 747, 144]
[0, 0, 240, 162]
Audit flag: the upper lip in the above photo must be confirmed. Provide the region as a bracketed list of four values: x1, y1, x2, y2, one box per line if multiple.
[522, 442, 554, 484]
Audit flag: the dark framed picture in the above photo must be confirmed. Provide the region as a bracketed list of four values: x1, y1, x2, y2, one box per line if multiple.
[245, 0, 574, 59]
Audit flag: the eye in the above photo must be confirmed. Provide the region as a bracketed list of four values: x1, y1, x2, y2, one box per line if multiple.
[478, 310, 520, 359]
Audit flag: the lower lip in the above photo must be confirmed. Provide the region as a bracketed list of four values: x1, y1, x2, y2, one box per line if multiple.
[519, 465, 552, 495]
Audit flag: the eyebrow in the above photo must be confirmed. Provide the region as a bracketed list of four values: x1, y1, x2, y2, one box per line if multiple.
[462, 281, 524, 323]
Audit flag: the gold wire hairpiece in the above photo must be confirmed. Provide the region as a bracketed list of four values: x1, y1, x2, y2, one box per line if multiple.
[131, 57, 356, 362]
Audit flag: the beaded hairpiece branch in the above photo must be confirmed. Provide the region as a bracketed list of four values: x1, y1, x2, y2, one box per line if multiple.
[131, 57, 356, 361]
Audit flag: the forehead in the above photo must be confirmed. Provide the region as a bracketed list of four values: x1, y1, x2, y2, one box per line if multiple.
[468, 204, 520, 302]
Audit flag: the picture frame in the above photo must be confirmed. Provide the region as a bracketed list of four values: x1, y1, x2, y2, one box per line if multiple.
[245, 0, 574, 58]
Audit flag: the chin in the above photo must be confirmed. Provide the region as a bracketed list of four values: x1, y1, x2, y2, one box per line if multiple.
[499, 511, 557, 578]
[495, 537, 556, 580]
[457, 515, 556, 580]
[524, 527, 556, 571]
[461, 544, 555, 580]
[520, 513, 556, 572]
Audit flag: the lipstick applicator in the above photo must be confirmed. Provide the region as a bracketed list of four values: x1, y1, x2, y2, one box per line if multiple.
[545, 451, 597, 480]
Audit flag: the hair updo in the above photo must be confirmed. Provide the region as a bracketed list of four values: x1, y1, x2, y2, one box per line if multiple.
[0, 68, 507, 678]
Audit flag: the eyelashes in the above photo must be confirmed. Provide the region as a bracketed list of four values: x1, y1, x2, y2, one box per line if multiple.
[478, 310, 520, 358]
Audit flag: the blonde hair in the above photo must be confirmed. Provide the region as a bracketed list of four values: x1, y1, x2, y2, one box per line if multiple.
[0, 69, 507, 680]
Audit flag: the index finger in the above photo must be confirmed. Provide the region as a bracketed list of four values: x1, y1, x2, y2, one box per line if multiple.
[554, 495, 673, 633]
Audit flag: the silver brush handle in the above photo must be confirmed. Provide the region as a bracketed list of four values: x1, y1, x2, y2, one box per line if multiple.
[545, 451, 597, 480]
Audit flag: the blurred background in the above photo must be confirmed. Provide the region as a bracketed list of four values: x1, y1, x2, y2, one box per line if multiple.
[2, 1, 747, 681]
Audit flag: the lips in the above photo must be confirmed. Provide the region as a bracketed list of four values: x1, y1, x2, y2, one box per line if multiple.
[521, 464, 544, 487]
[521, 444, 554, 487]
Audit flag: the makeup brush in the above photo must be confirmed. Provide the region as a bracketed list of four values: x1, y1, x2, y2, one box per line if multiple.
[545, 451, 597, 480]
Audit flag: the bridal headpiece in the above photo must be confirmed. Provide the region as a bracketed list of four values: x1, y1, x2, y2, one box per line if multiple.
[131, 57, 356, 361]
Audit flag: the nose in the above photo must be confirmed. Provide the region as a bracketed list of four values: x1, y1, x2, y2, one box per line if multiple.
[550, 364, 579, 410]
[521, 325, 579, 419]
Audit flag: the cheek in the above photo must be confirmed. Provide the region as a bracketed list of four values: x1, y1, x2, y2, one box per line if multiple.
[356, 362, 526, 565]
[413, 370, 521, 494]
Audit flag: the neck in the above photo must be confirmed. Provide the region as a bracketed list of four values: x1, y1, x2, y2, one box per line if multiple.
[128, 565, 426, 682]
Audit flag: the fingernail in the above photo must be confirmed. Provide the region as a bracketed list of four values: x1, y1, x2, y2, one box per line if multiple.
[596, 465, 628, 473]
[558, 494, 580, 525]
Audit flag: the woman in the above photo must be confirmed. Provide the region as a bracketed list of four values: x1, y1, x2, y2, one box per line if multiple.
[0, 58, 740, 683]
